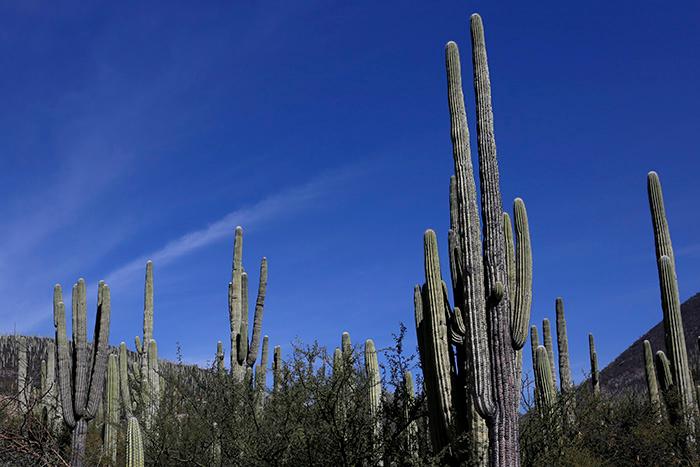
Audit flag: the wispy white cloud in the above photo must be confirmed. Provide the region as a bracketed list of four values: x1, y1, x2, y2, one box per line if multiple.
[104, 167, 356, 288]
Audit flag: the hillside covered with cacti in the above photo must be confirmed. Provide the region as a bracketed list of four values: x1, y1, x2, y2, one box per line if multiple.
[1, 4, 699, 467]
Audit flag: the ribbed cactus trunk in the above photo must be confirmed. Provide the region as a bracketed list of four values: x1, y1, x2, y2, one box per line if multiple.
[228, 227, 268, 383]
[413, 14, 532, 466]
[126, 416, 145, 467]
[17, 336, 28, 414]
[119, 342, 135, 416]
[54, 280, 111, 467]
[272, 345, 282, 393]
[41, 344, 61, 432]
[555, 299, 572, 394]
[588, 333, 600, 396]
[542, 319, 557, 391]
[104, 354, 119, 464]
[534, 346, 556, 412]
[647, 172, 698, 435]
[642, 340, 661, 417]
[216, 341, 225, 374]
[403, 371, 418, 460]
[364, 339, 382, 464]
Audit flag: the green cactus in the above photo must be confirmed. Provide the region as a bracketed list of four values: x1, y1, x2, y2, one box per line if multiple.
[647, 172, 698, 432]
[643, 340, 661, 416]
[364, 339, 382, 461]
[534, 346, 556, 412]
[104, 353, 119, 464]
[413, 15, 534, 464]
[216, 341, 225, 374]
[272, 345, 282, 393]
[403, 371, 418, 459]
[655, 350, 673, 396]
[53, 280, 111, 467]
[228, 226, 268, 383]
[542, 319, 557, 391]
[119, 342, 135, 416]
[17, 336, 28, 414]
[555, 298, 572, 394]
[588, 333, 600, 396]
[126, 416, 145, 467]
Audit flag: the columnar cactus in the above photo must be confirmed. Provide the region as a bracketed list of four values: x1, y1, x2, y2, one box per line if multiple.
[588, 333, 600, 396]
[403, 371, 418, 459]
[17, 336, 28, 413]
[104, 353, 119, 464]
[413, 15, 534, 465]
[228, 226, 268, 383]
[534, 346, 556, 412]
[53, 279, 111, 467]
[126, 416, 145, 467]
[143, 339, 160, 426]
[40, 344, 61, 431]
[542, 319, 557, 390]
[272, 345, 282, 393]
[642, 340, 661, 416]
[216, 341, 225, 374]
[119, 342, 135, 416]
[555, 298, 572, 394]
[364, 339, 382, 461]
[255, 335, 269, 411]
[647, 172, 698, 432]
[655, 350, 673, 396]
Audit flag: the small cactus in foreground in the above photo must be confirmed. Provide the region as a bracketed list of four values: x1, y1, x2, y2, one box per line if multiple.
[126, 416, 145, 467]
[643, 340, 661, 417]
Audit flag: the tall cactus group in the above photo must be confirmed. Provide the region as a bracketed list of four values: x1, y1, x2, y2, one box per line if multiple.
[228, 226, 269, 383]
[414, 14, 533, 466]
[53, 279, 112, 467]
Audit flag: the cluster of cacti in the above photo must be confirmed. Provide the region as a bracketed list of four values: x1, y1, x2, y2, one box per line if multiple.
[228, 226, 269, 385]
[53, 279, 112, 467]
[413, 14, 533, 465]
[641, 172, 698, 437]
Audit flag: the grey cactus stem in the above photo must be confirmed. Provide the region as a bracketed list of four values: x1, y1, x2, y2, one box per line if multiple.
[364, 339, 382, 461]
[54, 280, 111, 467]
[403, 371, 418, 459]
[126, 416, 145, 467]
[555, 298, 572, 394]
[216, 341, 225, 374]
[104, 354, 119, 463]
[119, 342, 134, 415]
[643, 340, 661, 415]
[41, 344, 60, 431]
[420, 230, 455, 450]
[542, 319, 556, 390]
[143, 261, 154, 356]
[229, 226, 244, 380]
[655, 350, 673, 395]
[272, 345, 282, 392]
[588, 333, 600, 396]
[146, 339, 160, 426]
[246, 258, 268, 366]
[534, 346, 556, 411]
[17, 336, 28, 413]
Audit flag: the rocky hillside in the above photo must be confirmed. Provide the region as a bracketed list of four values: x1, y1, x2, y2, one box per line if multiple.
[599, 292, 700, 394]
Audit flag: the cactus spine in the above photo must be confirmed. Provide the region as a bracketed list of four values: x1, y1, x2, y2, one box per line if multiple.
[104, 353, 119, 464]
[647, 172, 698, 432]
[126, 416, 145, 467]
[588, 333, 600, 396]
[54, 280, 111, 467]
[643, 340, 661, 416]
[228, 227, 268, 382]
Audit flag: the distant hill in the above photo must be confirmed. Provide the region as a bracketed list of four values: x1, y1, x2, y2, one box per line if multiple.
[599, 292, 700, 394]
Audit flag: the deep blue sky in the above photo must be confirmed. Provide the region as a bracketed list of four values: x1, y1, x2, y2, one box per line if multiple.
[1, 1, 699, 384]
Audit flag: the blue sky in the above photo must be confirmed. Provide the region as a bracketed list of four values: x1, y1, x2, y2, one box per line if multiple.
[1, 1, 699, 385]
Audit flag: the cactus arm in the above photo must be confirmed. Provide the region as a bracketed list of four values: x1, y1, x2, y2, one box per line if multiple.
[555, 298, 573, 393]
[54, 285, 75, 428]
[241, 271, 249, 330]
[542, 319, 557, 390]
[647, 172, 674, 264]
[246, 257, 268, 366]
[510, 199, 532, 350]
[86, 282, 111, 419]
[529, 325, 539, 380]
[534, 346, 556, 410]
[503, 212, 516, 317]
[73, 279, 89, 417]
[655, 350, 673, 394]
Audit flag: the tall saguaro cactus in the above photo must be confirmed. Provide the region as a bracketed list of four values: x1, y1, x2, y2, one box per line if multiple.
[647, 172, 698, 433]
[54, 280, 111, 467]
[104, 354, 119, 464]
[364, 339, 382, 461]
[228, 227, 269, 383]
[588, 333, 600, 396]
[555, 298, 572, 394]
[534, 346, 556, 412]
[126, 416, 145, 467]
[413, 14, 534, 465]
